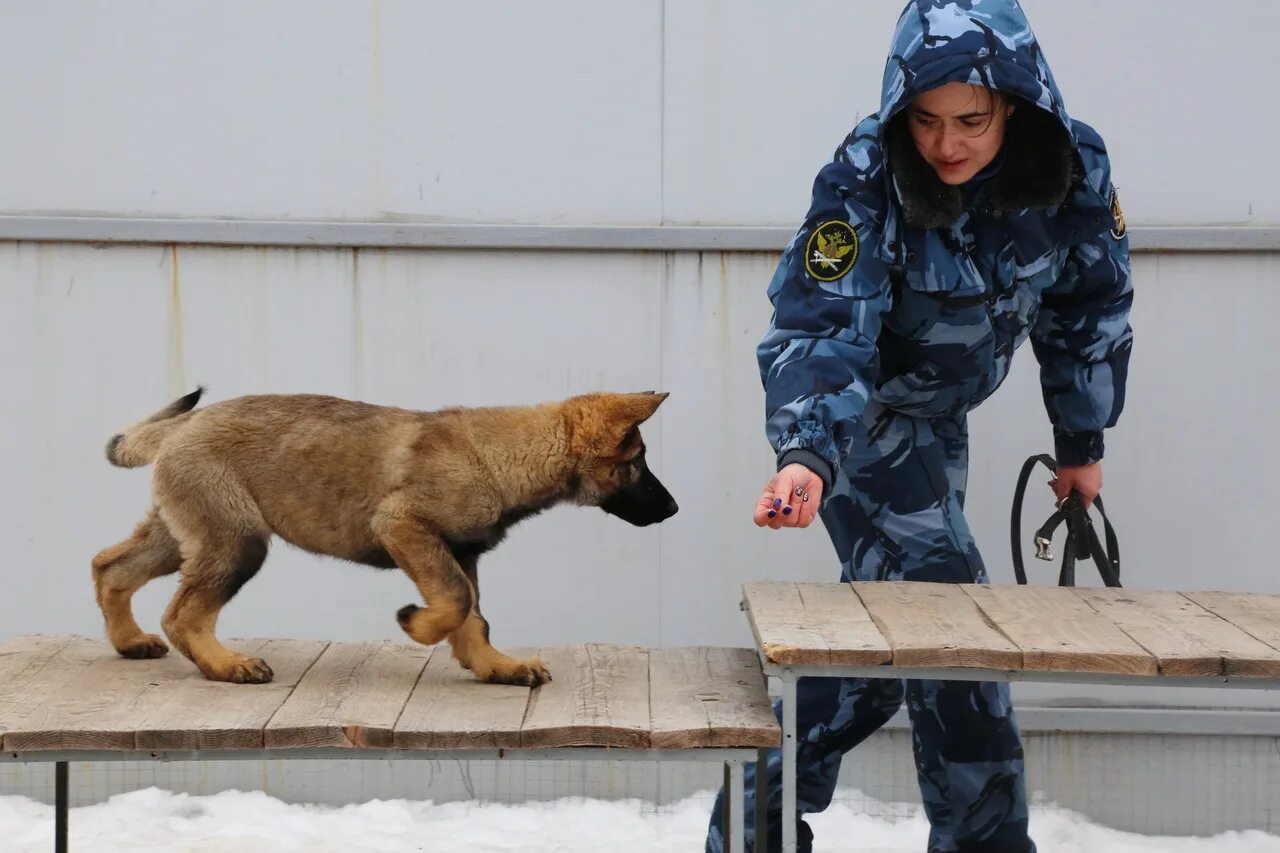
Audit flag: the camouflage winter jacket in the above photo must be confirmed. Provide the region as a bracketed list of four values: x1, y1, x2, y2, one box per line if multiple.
[761, 0, 1134, 489]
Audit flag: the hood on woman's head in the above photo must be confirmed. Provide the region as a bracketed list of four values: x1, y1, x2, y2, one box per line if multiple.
[879, 0, 1081, 227]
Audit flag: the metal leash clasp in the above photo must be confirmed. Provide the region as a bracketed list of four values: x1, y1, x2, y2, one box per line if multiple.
[1034, 535, 1054, 561]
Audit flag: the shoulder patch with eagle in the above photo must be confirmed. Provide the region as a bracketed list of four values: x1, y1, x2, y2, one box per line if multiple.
[805, 220, 860, 281]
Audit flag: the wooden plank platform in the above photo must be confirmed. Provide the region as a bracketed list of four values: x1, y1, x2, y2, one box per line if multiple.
[741, 581, 891, 667]
[855, 582, 1022, 670]
[0, 638, 779, 754]
[964, 585, 1157, 675]
[744, 581, 1280, 680]
[649, 647, 777, 748]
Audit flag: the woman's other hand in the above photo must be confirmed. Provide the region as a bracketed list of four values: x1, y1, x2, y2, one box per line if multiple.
[1050, 463, 1103, 508]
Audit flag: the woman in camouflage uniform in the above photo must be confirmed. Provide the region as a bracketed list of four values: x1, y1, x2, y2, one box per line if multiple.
[707, 1, 1132, 851]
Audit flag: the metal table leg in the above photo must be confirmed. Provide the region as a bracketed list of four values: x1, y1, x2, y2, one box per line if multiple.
[727, 758, 745, 853]
[781, 669, 797, 853]
[723, 763, 733, 851]
[55, 761, 68, 853]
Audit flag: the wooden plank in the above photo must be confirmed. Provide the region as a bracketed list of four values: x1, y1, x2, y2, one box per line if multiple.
[742, 581, 891, 666]
[519, 645, 650, 749]
[1074, 588, 1280, 678]
[1182, 591, 1280, 677]
[965, 585, 1158, 675]
[1074, 589, 1220, 677]
[853, 582, 1023, 670]
[0, 636, 75, 690]
[393, 647, 535, 750]
[648, 647, 779, 749]
[130, 639, 329, 750]
[743, 582, 829, 665]
[4, 636, 191, 751]
[263, 641, 431, 749]
[0, 636, 103, 749]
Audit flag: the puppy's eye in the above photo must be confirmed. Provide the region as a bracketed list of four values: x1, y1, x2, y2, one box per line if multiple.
[619, 444, 646, 469]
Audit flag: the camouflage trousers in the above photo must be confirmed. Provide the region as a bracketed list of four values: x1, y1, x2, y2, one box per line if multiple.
[707, 401, 1035, 853]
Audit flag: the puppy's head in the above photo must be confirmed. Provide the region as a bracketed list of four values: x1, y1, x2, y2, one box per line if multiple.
[565, 391, 678, 527]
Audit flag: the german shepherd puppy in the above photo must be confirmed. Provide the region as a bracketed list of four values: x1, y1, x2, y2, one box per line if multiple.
[91, 389, 677, 686]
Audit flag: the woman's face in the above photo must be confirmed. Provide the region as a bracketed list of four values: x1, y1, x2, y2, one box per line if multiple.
[906, 82, 1013, 186]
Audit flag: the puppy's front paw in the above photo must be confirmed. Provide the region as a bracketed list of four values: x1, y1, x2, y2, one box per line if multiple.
[396, 603, 419, 626]
[486, 656, 552, 688]
[202, 656, 274, 684]
[397, 603, 464, 646]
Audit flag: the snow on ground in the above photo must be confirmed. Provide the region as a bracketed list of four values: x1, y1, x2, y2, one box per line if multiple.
[2, 787, 1279, 852]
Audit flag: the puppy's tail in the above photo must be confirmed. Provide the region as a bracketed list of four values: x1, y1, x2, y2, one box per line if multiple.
[105, 387, 205, 468]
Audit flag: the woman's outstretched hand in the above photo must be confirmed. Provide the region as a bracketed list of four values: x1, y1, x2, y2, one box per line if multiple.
[754, 463, 825, 529]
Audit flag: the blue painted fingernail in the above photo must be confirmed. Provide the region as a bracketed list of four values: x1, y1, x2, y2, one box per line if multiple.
[767, 510, 777, 518]
[773, 499, 782, 508]
[782, 506, 793, 515]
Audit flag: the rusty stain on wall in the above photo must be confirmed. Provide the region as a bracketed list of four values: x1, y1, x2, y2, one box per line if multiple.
[167, 244, 186, 397]
[352, 248, 364, 396]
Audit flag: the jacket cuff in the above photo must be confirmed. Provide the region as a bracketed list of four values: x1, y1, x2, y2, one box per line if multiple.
[1054, 429, 1105, 467]
[778, 448, 835, 494]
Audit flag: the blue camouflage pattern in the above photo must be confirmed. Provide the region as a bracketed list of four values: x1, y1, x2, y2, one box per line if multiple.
[708, 0, 1136, 849]
[706, 403, 1032, 852]
[761, 0, 1133, 480]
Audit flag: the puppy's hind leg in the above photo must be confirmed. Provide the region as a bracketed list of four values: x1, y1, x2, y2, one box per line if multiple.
[161, 535, 274, 684]
[91, 508, 181, 659]
[153, 459, 276, 682]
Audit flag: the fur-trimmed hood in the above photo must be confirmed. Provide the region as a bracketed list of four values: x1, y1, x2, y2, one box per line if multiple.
[878, 0, 1096, 228]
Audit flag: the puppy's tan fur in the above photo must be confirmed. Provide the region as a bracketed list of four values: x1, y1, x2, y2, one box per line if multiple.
[91, 389, 670, 686]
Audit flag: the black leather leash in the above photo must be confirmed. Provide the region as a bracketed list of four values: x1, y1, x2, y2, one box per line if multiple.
[1011, 454, 1121, 588]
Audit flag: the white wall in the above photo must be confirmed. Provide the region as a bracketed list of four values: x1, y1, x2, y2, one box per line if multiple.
[2, 243, 1279, 712]
[1, 1, 1276, 227]
[1, 1, 1278, 715]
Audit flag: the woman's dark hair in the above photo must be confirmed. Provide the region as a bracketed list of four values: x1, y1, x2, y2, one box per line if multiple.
[884, 83, 1076, 228]
[903, 80, 1011, 137]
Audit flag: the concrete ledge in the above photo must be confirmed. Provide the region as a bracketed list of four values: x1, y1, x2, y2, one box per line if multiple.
[1, 216, 1277, 252]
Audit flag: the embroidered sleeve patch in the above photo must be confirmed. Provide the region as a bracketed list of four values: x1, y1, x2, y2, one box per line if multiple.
[805, 220, 860, 281]
[1109, 187, 1127, 240]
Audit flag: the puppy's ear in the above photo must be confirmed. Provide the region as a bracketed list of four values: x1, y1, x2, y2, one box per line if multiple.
[611, 391, 669, 428]
[567, 392, 669, 456]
